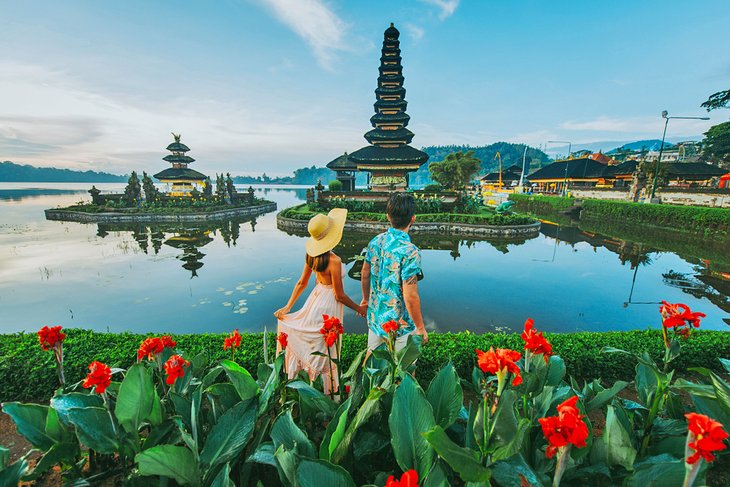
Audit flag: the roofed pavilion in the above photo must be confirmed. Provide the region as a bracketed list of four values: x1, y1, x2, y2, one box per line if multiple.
[154, 133, 207, 197]
[349, 23, 429, 191]
[326, 152, 357, 191]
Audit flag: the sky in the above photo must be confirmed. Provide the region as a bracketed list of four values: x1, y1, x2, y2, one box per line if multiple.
[1, 0, 729, 176]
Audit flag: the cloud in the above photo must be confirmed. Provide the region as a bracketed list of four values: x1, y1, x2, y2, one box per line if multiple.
[403, 23, 425, 42]
[254, 0, 349, 69]
[420, 0, 460, 20]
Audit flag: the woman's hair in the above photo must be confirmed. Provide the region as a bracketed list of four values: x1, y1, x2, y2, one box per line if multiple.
[306, 252, 330, 273]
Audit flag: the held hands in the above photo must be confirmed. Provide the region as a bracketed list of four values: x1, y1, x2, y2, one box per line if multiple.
[355, 304, 367, 318]
[416, 327, 429, 344]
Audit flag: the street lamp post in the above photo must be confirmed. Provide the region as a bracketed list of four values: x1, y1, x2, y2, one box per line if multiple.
[547, 140, 572, 196]
[648, 111, 710, 201]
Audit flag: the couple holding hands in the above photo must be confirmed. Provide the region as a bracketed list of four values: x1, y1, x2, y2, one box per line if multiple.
[275, 192, 428, 394]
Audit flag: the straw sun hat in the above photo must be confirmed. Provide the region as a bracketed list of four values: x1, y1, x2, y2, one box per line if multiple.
[305, 208, 347, 257]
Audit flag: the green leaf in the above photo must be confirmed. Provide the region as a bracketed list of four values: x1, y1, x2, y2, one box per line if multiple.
[221, 360, 259, 402]
[247, 442, 277, 467]
[709, 371, 730, 416]
[287, 380, 337, 419]
[623, 454, 684, 487]
[603, 405, 636, 470]
[136, 445, 200, 486]
[199, 399, 257, 472]
[24, 442, 79, 481]
[331, 388, 386, 464]
[389, 375, 436, 478]
[258, 353, 284, 417]
[1, 403, 55, 451]
[397, 334, 423, 372]
[491, 454, 543, 487]
[585, 380, 628, 413]
[148, 389, 164, 426]
[427, 363, 463, 430]
[271, 410, 316, 458]
[489, 390, 520, 453]
[320, 399, 350, 461]
[0, 454, 29, 487]
[66, 406, 119, 454]
[491, 418, 530, 461]
[546, 355, 566, 387]
[295, 458, 356, 487]
[116, 363, 155, 434]
[720, 358, 730, 375]
[50, 393, 104, 427]
[0, 446, 8, 469]
[210, 462, 234, 487]
[423, 426, 491, 483]
[423, 460, 450, 487]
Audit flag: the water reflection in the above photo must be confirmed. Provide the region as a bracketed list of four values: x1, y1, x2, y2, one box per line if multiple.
[0, 188, 83, 201]
[95, 217, 258, 277]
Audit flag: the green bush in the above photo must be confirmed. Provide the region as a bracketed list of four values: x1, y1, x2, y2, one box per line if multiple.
[422, 183, 442, 193]
[327, 180, 343, 191]
[509, 193, 576, 213]
[2, 329, 728, 403]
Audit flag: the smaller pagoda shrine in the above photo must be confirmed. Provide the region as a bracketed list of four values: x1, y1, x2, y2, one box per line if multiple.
[154, 133, 207, 197]
[326, 152, 357, 191]
[349, 23, 429, 190]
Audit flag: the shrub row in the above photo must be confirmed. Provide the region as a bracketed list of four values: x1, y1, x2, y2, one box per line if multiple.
[279, 206, 535, 226]
[509, 193, 576, 213]
[2, 329, 728, 402]
[581, 199, 730, 237]
[60, 199, 273, 215]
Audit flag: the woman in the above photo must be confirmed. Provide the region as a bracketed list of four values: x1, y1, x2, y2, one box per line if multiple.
[275, 208, 365, 395]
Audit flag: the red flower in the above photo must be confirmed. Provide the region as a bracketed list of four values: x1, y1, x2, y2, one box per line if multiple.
[223, 329, 242, 350]
[521, 318, 552, 363]
[386, 469, 419, 487]
[538, 396, 589, 458]
[345, 385, 351, 394]
[660, 301, 705, 338]
[137, 336, 177, 361]
[277, 332, 288, 349]
[164, 354, 190, 385]
[82, 361, 112, 394]
[476, 347, 523, 387]
[382, 320, 399, 334]
[685, 413, 728, 464]
[38, 326, 65, 351]
[320, 314, 343, 348]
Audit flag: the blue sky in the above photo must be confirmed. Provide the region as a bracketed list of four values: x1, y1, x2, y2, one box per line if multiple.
[1, 0, 728, 175]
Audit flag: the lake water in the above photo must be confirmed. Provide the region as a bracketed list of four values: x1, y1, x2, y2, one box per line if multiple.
[1, 183, 728, 335]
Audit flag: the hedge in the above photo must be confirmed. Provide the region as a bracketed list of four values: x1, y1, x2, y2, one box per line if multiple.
[1, 329, 728, 402]
[508, 193, 576, 213]
[581, 199, 730, 238]
[279, 205, 536, 226]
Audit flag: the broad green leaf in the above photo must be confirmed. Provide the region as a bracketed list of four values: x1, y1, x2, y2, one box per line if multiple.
[24, 442, 79, 481]
[720, 358, 730, 375]
[331, 388, 386, 464]
[295, 458, 356, 487]
[1, 403, 55, 451]
[67, 406, 119, 454]
[247, 442, 277, 467]
[546, 355, 566, 387]
[691, 394, 730, 432]
[491, 454, 543, 487]
[341, 349, 366, 380]
[148, 389, 164, 426]
[423, 460, 450, 487]
[397, 334, 423, 372]
[199, 399, 257, 471]
[427, 363, 463, 430]
[287, 380, 337, 419]
[171, 392, 193, 431]
[274, 445, 299, 486]
[709, 371, 730, 416]
[44, 407, 72, 444]
[491, 418, 530, 461]
[136, 445, 200, 486]
[635, 362, 660, 407]
[210, 462, 234, 487]
[320, 399, 351, 461]
[603, 405, 636, 470]
[423, 426, 490, 483]
[585, 380, 628, 413]
[221, 360, 259, 402]
[489, 390, 519, 451]
[50, 393, 104, 427]
[116, 364, 155, 434]
[623, 454, 685, 487]
[389, 375, 436, 477]
[271, 410, 316, 458]
[258, 353, 284, 416]
[0, 454, 29, 487]
[0, 446, 8, 468]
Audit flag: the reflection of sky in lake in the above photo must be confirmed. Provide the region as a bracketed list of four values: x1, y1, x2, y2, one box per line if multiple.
[0, 183, 728, 335]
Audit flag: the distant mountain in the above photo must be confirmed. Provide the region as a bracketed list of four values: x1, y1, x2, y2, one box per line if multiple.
[0, 161, 127, 182]
[607, 139, 675, 154]
[233, 165, 336, 186]
[409, 143, 551, 185]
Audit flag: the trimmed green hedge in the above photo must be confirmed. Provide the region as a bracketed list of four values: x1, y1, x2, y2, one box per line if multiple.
[279, 205, 536, 226]
[59, 199, 274, 215]
[581, 199, 730, 238]
[509, 193, 576, 213]
[2, 329, 728, 402]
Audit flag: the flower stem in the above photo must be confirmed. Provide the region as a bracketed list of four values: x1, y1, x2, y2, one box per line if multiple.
[683, 460, 701, 487]
[553, 446, 570, 487]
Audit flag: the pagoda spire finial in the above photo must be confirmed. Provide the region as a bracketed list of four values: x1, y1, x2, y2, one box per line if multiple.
[172, 132, 181, 143]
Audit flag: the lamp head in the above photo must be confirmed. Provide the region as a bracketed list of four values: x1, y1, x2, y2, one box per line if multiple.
[661, 110, 668, 118]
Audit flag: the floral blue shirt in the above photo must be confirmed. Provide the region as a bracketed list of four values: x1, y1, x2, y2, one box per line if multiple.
[365, 228, 422, 337]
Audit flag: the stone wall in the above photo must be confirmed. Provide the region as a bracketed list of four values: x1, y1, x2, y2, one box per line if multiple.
[570, 188, 730, 208]
[277, 214, 541, 238]
[45, 202, 277, 223]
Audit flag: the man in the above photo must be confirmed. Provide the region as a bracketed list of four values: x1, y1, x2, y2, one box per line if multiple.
[361, 192, 428, 352]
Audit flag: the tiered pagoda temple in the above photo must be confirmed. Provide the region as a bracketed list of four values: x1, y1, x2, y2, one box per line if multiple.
[326, 152, 357, 191]
[349, 23, 428, 191]
[154, 133, 207, 197]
